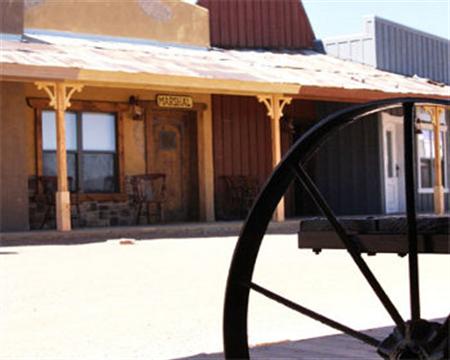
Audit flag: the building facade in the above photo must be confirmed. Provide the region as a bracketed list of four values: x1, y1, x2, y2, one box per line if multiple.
[1, 1, 448, 233]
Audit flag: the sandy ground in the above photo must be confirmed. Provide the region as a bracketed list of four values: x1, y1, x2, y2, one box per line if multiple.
[1, 234, 449, 360]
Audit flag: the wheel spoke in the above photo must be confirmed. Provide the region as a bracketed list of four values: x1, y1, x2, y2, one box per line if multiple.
[247, 281, 380, 347]
[403, 102, 421, 321]
[291, 162, 405, 333]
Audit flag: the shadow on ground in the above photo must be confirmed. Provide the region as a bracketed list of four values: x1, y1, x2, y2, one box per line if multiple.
[173, 323, 399, 360]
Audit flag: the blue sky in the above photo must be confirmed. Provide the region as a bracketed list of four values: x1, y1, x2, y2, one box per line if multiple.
[302, 0, 449, 40]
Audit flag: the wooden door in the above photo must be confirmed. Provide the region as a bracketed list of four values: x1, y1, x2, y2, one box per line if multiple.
[147, 110, 198, 222]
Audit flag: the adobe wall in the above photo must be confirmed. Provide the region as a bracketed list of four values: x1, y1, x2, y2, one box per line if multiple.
[24, 0, 210, 47]
[0, 82, 29, 231]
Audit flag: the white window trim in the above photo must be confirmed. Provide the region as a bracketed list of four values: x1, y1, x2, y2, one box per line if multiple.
[417, 122, 449, 194]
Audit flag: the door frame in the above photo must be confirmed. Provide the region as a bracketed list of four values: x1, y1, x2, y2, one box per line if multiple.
[381, 112, 405, 214]
[144, 99, 214, 221]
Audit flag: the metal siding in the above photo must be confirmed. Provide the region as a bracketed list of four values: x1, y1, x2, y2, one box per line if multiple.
[197, 0, 315, 49]
[212, 95, 272, 219]
[323, 35, 376, 66]
[325, 16, 449, 84]
[374, 17, 450, 84]
[417, 194, 450, 213]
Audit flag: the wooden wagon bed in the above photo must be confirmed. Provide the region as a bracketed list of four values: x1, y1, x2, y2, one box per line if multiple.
[298, 215, 450, 254]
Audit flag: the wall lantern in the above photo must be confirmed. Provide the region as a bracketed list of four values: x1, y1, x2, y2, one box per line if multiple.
[129, 96, 145, 121]
[415, 118, 423, 134]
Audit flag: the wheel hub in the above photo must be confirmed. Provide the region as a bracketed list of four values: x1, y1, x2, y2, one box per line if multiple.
[378, 319, 448, 359]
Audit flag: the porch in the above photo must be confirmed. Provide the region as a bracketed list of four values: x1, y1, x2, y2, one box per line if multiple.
[0, 218, 301, 247]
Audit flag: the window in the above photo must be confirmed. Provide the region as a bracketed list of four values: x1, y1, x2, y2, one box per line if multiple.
[417, 124, 448, 192]
[41, 110, 118, 193]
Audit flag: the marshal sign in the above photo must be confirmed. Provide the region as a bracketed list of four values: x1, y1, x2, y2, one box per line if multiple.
[156, 95, 193, 109]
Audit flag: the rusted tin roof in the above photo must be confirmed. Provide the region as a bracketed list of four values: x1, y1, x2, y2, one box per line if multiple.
[1, 32, 449, 98]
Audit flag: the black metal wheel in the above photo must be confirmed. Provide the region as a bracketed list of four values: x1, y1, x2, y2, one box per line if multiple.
[223, 98, 450, 359]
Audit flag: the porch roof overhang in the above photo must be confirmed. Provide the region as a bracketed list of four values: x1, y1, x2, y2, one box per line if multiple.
[1, 31, 449, 101]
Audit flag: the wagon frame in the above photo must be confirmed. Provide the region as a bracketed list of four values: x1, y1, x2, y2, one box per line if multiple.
[223, 98, 449, 359]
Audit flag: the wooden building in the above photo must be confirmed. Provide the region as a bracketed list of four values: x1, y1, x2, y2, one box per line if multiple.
[1, 0, 448, 233]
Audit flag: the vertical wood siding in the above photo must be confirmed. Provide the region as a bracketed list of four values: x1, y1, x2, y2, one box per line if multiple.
[197, 0, 315, 49]
[296, 102, 383, 216]
[212, 95, 272, 219]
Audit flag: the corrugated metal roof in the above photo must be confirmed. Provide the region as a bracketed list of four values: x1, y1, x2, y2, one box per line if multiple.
[197, 0, 315, 50]
[1, 32, 449, 97]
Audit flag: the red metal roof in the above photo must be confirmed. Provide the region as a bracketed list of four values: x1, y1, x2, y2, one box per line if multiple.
[197, 0, 316, 50]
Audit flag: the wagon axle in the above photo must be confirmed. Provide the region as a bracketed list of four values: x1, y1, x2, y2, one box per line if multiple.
[378, 318, 449, 359]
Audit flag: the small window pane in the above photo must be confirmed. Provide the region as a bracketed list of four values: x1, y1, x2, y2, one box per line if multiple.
[160, 130, 177, 150]
[42, 111, 77, 151]
[82, 153, 116, 193]
[418, 130, 433, 188]
[420, 159, 433, 188]
[42, 151, 77, 191]
[386, 131, 393, 178]
[82, 113, 116, 151]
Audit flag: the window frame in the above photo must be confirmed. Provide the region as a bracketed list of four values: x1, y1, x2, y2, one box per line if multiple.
[416, 121, 449, 194]
[29, 98, 127, 201]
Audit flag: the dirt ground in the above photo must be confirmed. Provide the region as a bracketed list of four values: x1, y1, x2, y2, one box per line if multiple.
[1, 234, 449, 359]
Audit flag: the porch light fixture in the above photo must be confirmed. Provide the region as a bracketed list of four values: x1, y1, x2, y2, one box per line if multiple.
[129, 96, 144, 121]
[415, 118, 423, 134]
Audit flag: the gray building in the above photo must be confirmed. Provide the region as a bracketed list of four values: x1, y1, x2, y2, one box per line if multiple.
[306, 16, 450, 215]
[322, 15, 449, 84]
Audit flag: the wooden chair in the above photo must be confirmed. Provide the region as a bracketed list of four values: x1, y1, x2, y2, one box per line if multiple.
[221, 175, 259, 219]
[34, 176, 79, 229]
[130, 174, 166, 225]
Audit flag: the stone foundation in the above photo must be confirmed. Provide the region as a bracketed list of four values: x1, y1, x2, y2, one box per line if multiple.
[28, 176, 158, 230]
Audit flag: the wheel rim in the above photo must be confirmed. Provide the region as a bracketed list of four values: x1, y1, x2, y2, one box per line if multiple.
[223, 97, 450, 359]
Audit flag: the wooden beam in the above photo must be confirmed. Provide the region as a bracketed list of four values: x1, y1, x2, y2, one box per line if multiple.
[294, 86, 450, 103]
[35, 81, 83, 231]
[257, 95, 292, 222]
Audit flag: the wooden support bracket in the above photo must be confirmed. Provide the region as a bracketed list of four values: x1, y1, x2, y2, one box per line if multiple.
[257, 95, 292, 120]
[35, 81, 84, 110]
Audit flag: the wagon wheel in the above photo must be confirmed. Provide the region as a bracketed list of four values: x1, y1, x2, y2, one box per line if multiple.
[223, 98, 450, 359]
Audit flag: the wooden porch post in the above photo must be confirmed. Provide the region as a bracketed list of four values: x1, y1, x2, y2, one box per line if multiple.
[197, 98, 215, 222]
[421, 105, 445, 215]
[35, 82, 83, 231]
[257, 95, 292, 222]
[432, 106, 445, 215]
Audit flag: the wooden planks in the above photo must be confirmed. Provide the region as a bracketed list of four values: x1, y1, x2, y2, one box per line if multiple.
[298, 216, 450, 254]
[212, 95, 272, 219]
